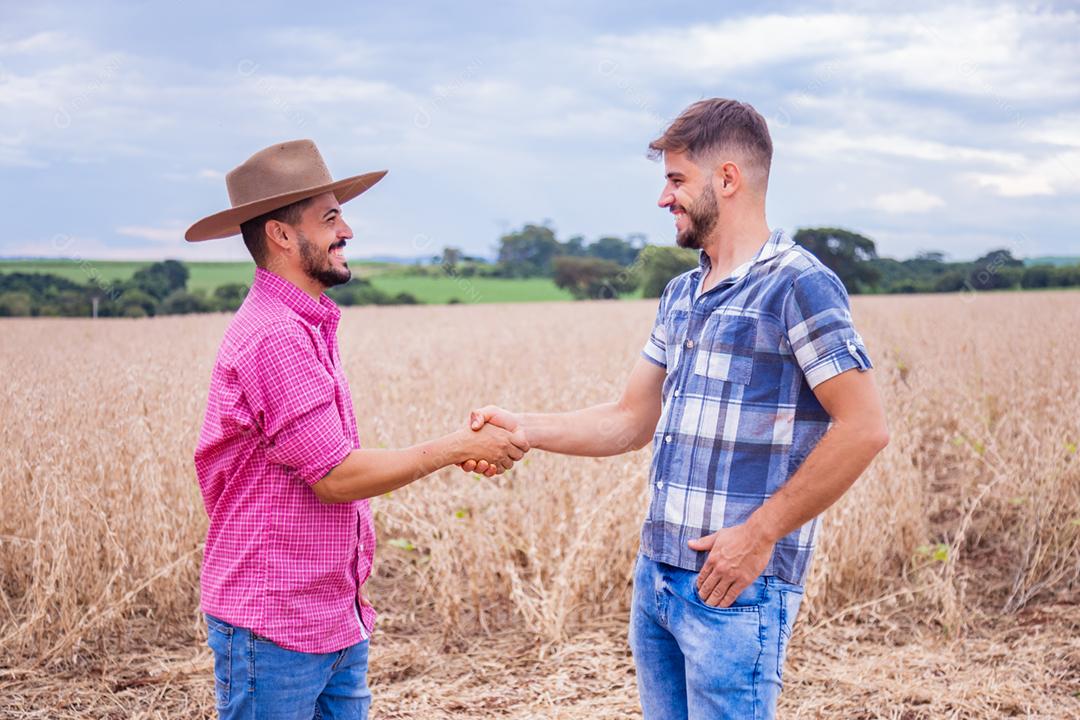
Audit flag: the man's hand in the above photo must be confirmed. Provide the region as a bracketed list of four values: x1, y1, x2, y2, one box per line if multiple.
[688, 523, 776, 607]
[459, 405, 524, 476]
[456, 419, 528, 476]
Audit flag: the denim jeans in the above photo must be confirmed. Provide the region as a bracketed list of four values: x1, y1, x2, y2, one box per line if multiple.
[628, 554, 803, 720]
[205, 614, 371, 720]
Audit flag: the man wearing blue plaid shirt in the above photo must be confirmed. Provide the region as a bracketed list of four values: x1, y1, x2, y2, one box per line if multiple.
[462, 98, 889, 719]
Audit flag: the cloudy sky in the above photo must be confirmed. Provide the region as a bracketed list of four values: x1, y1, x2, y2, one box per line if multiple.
[1, 1, 1077, 261]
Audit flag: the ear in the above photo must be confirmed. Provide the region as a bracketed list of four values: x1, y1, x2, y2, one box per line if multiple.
[264, 219, 292, 253]
[715, 161, 741, 197]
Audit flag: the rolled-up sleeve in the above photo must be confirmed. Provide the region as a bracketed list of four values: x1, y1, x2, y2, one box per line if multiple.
[782, 267, 873, 389]
[234, 323, 353, 485]
[641, 283, 671, 369]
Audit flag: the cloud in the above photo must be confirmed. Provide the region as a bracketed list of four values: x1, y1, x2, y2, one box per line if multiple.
[592, 13, 874, 77]
[0, 31, 71, 56]
[871, 189, 946, 214]
[966, 150, 1080, 198]
[1, 4, 1079, 261]
[789, 129, 1023, 167]
[1024, 113, 1080, 149]
[160, 168, 223, 182]
[831, 8, 1080, 102]
[116, 224, 188, 244]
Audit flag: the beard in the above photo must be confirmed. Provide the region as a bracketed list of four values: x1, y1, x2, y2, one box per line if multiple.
[298, 230, 351, 288]
[675, 181, 719, 250]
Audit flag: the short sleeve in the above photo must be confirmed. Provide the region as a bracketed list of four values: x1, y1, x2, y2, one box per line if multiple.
[641, 283, 671, 369]
[234, 324, 352, 485]
[782, 268, 873, 389]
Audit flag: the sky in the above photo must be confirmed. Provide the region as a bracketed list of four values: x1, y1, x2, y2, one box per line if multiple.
[1, 0, 1078, 262]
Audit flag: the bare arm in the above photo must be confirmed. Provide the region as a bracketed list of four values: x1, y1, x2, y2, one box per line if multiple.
[315, 424, 527, 503]
[462, 356, 665, 473]
[523, 357, 665, 455]
[693, 367, 889, 606]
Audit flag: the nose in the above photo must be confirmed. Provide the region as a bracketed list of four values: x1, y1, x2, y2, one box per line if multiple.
[658, 188, 675, 209]
[339, 219, 353, 239]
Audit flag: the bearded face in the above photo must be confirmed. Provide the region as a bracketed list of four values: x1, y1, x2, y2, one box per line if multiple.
[298, 229, 351, 287]
[674, 179, 719, 250]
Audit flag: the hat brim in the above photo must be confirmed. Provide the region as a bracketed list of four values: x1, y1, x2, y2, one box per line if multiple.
[184, 170, 387, 242]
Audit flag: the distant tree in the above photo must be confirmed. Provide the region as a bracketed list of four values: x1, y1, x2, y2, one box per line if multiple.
[793, 228, 880, 293]
[54, 289, 90, 316]
[132, 260, 189, 300]
[563, 235, 587, 257]
[214, 282, 249, 311]
[391, 292, 419, 305]
[933, 271, 968, 293]
[0, 271, 85, 296]
[1021, 265, 1054, 289]
[159, 289, 211, 315]
[587, 236, 642, 266]
[1051, 264, 1080, 287]
[971, 249, 1023, 268]
[326, 278, 419, 306]
[117, 288, 158, 317]
[637, 245, 699, 298]
[440, 247, 462, 270]
[553, 257, 638, 299]
[968, 249, 1023, 291]
[0, 291, 33, 316]
[496, 224, 563, 277]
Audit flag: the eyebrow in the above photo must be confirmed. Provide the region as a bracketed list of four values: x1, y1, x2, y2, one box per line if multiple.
[322, 208, 341, 219]
[665, 172, 686, 180]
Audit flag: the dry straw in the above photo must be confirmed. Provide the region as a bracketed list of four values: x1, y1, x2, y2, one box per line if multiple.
[1, 292, 1077, 717]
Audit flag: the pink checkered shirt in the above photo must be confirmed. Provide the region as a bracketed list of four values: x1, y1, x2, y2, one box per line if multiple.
[195, 267, 376, 653]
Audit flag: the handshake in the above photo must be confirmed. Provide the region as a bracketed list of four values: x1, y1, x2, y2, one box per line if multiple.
[454, 405, 528, 476]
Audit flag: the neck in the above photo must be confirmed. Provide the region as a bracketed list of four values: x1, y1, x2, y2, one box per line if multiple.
[264, 263, 325, 300]
[701, 210, 771, 279]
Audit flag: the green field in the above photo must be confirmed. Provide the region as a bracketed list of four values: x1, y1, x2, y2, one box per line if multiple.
[0, 259, 571, 304]
[369, 275, 571, 303]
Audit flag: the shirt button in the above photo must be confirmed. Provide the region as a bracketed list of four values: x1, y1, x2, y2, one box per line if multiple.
[664, 435, 673, 443]
[656, 481, 664, 489]
[674, 389, 681, 398]
[685, 339, 695, 349]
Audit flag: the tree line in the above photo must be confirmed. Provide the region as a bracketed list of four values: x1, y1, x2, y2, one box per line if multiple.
[793, 228, 1080, 295]
[0, 260, 418, 318]
[1, 225, 1077, 317]
[426, 224, 687, 300]
[442, 224, 1080, 300]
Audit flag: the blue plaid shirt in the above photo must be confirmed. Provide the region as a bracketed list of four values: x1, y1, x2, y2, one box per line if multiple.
[640, 229, 873, 585]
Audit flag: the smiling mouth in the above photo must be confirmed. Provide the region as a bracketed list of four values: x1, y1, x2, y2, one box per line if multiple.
[330, 241, 346, 259]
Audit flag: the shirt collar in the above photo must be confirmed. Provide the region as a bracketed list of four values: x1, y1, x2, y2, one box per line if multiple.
[252, 267, 340, 327]
[697, 228, 795, 284]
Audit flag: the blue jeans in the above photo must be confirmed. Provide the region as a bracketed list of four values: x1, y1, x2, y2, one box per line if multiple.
[205, 614, 371, 720]
[628, 554, 803, 720]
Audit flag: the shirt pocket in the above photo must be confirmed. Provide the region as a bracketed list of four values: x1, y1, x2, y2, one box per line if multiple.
[664, 309, 690, 371]
[692, 316, 757, 385]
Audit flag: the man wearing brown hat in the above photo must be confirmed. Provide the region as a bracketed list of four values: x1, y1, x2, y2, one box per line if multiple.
[188, 139, 529, 719]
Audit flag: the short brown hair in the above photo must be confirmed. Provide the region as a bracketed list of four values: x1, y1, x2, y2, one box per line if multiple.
[648, 98, 773, 184]
[239, 196, 314, 267]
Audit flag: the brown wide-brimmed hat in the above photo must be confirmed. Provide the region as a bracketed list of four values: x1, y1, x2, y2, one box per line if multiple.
[185, 139, 387, 242]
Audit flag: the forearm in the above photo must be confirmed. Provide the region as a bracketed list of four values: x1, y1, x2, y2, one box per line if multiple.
[316, 431, 472, 503]
[746, 420, 888, 542]
[521, 402, 650, 457]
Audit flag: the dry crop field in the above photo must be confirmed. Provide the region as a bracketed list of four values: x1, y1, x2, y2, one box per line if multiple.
[1, 291, 1078, 719]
